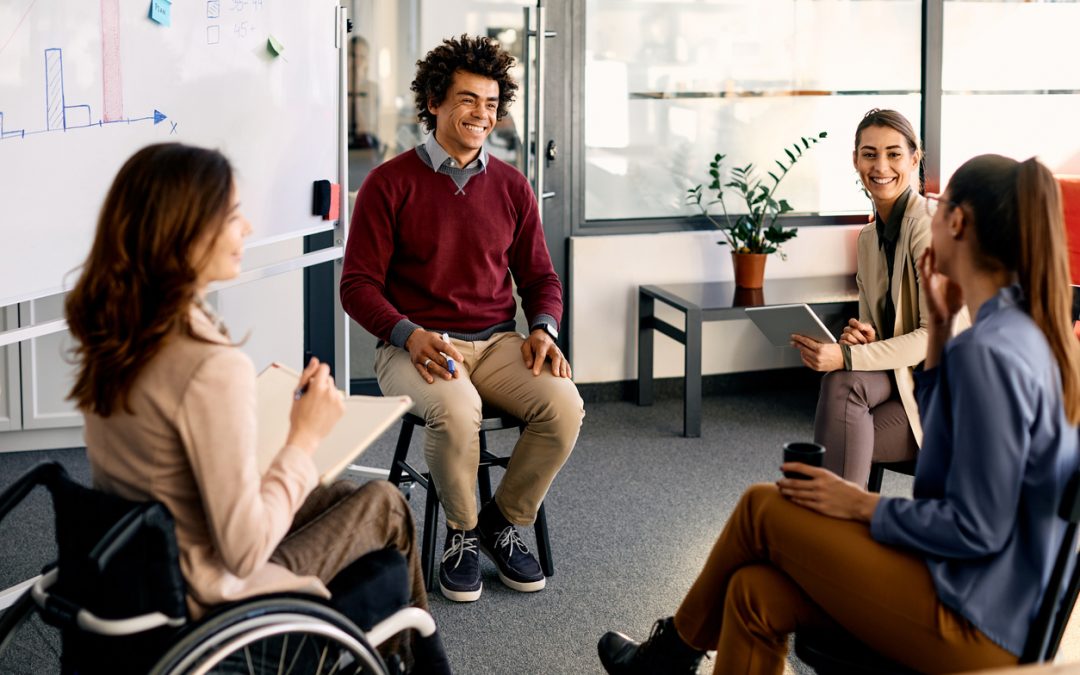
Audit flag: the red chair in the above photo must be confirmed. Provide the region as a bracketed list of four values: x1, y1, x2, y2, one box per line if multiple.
[1057, 176, 1080, 337]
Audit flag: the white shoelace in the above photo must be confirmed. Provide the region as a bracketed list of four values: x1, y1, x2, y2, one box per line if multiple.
[441, 531, 478, 568]
[493, 526, 531, 559]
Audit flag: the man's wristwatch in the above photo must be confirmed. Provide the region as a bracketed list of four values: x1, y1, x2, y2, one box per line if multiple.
[531, 322, 558, 341]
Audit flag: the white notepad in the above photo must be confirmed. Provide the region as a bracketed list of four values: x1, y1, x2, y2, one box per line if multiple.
[745, 304, 837, 347]
[255, 363, 412, 486]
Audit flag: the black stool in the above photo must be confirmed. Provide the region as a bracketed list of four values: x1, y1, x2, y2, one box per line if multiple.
[387, 407, 554, 590]
[867, 459, 917, 493]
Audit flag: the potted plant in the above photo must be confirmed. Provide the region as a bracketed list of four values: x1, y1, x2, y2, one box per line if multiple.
[686, 131, 827, 288]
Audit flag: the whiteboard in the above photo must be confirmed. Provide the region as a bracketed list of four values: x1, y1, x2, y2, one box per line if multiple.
[0, 0, 342, 308]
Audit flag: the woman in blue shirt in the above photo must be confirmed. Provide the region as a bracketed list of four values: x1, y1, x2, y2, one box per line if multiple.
[598, 154, 1080, 674]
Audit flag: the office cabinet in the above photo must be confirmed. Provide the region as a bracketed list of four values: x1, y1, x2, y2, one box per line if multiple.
[0, 306, 21, 432]
[17, 295, 81, 430]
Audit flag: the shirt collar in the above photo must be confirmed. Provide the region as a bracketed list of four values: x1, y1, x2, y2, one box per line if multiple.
[875, 187, 911, 246]
[424, 132, 488, 173]
[976, 283, 1025, 324]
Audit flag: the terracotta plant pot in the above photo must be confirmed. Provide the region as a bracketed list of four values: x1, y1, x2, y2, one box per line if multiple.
[732, 252, 767, 289]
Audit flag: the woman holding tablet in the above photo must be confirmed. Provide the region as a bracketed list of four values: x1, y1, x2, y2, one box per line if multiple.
[599, 153, 1080, 674]
[790, 109, 954, 488]
[65, 143, 448, 673]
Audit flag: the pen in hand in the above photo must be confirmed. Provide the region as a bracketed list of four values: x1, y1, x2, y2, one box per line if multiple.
[440, 333, 456, 375]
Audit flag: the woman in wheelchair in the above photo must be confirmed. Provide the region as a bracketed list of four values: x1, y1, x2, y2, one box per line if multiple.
[597, 154, 1080, 674]
[62, 143, 449, 673]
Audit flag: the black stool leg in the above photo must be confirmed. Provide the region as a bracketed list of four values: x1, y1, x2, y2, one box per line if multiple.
[388, 420, 415, 487]
[534, 502, 553, 577]
[421, 474, 441, 591]
[477, 430, 494, 504]
[867, 464, 885, 493]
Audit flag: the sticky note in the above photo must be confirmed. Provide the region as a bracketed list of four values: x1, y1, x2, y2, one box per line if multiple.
[267, 35, 285, 57]
[149, 0, 172, 27]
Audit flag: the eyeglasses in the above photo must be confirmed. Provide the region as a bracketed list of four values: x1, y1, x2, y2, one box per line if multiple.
[924, 193, 957, 217]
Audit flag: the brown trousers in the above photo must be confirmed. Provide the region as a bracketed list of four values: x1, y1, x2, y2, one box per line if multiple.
[815, 370, 919, 488]
[375, 332, 584, 530]
[673, 485, 1017, 674]
[270, 479, 427, 613]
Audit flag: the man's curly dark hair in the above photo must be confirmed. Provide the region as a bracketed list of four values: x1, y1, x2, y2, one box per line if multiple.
[411, 34, 518, 133]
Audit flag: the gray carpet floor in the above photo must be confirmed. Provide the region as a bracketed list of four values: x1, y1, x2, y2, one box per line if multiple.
[0, 379, 917, 674]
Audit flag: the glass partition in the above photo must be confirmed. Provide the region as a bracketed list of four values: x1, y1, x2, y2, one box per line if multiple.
[583, 0, 922, 222]
[941, 0, 1080, 184]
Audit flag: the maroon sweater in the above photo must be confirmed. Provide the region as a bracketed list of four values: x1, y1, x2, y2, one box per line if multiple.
[340, 149, 563, 345]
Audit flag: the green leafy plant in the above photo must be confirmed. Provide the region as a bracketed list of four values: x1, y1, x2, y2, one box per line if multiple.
[686, 131, 827, 259]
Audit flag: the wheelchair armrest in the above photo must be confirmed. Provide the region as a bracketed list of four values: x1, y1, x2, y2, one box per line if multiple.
[0, 462, 65, 526]
[364, 607, 436, 648]
[31, 568, 187, 637]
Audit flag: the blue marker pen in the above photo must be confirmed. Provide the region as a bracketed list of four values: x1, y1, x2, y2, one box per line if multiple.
[440, 333, 456, 374]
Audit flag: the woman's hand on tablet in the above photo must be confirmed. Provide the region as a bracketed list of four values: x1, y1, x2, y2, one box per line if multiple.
[790, 335, 844, 372]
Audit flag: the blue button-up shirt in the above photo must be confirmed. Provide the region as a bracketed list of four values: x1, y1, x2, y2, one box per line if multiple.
[871, 284, 1080, 655]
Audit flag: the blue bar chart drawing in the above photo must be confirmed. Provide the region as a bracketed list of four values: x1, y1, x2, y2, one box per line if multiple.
[44, 48, 64, 130]
[1, 46, 169, 141]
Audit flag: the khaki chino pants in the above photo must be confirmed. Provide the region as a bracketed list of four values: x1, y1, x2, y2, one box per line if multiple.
[673, 485, 1016, 674]
[375, 332, 584, 530]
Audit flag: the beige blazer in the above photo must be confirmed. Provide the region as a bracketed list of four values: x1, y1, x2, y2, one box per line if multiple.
[84, 306, 327, 618]
[849, 193, 936, 446]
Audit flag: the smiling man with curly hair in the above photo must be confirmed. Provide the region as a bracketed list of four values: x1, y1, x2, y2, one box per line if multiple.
[340, 34, 584, 605]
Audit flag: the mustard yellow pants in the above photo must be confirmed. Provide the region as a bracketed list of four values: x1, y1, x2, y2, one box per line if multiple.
[673, 484, 1018, 674]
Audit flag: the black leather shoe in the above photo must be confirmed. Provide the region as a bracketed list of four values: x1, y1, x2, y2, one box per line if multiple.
[598, 617, 704, 674]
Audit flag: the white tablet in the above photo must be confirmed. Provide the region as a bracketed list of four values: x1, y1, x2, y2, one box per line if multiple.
[745, 304, 836, 347]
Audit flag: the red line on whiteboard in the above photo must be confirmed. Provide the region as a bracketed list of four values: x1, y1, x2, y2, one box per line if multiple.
[100, 0, 123, 122]
[0, 0, 36, 58]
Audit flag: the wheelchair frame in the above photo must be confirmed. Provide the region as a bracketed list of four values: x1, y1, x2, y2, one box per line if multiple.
[0, 461, 436, 675]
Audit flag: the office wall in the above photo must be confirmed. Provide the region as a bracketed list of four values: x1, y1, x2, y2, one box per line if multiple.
[570, 225, 863, 384]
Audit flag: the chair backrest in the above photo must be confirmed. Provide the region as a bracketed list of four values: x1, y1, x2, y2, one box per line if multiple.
[0, 462, 189, 674]
[1072, 285, 1079, 341]
[1021, 469, 1080, 662]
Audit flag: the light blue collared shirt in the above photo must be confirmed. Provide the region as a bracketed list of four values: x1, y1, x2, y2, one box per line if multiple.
[871, 284, 1080, 655]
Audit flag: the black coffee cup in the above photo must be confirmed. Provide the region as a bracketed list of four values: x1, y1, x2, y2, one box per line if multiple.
[782, 442, 825, 480]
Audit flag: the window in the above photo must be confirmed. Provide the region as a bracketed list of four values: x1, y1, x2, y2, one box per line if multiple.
[940, 0, 1080, 185]
[583, 0, 922, 223]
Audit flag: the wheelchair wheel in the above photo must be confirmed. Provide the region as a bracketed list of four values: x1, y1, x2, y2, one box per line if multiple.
[151, 597, 388, 675]
[0, 590, 62, 674]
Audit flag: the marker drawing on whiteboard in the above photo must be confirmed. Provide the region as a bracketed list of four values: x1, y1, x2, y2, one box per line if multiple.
[0, 47, 170, 142]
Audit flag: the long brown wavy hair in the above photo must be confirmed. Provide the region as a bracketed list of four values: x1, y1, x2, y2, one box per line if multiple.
[65, 143, 234, 417]
[947, 154, 1080, 424]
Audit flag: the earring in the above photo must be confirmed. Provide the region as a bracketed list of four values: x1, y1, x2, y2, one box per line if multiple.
[950, 228, 961, 239]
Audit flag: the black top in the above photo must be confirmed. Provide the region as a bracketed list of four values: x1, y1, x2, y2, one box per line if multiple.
[874, 187, 911, 340]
